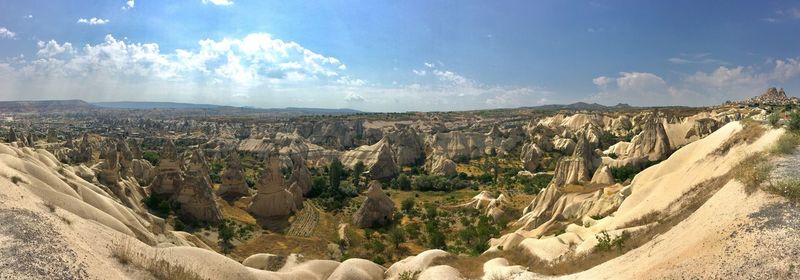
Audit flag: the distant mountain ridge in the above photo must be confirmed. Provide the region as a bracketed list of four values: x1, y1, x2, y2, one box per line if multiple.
[93, 101, 223, 109]
[0, 99, 96, 113]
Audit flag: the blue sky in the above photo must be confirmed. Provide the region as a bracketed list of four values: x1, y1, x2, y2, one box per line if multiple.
[0, 0, 799, 111]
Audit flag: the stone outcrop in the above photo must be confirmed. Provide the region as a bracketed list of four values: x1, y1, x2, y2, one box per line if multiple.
[520, 142, 542, 172]
[216, 151, 250, 200]
[149, 140, 183, 195]
[386, 124, 423, 166]
[248, 152, 297, 218]
[340, 137, 399, 180]
[352, 181, 394, 228]
[288, 156, 312, 195]
[627, 118, 671, 161]
[550, 132, 600, 187]
[175, 150, 223, 222]
[425, 153, 457, 177]
[590, 165, 615, 185]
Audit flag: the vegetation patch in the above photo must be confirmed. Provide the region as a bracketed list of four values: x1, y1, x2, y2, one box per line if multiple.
[765, 178, 800, 202]
[770, 132, 800, 155]
[732, 152, 772, 194]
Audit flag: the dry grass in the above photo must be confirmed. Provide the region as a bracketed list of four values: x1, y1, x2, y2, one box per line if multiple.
[732, 153, 773, 194]
[765, 178, 800, 202]
[713, 120, 766, 156]
[770, 132, 800, 155]
[110, 240, 209, 280]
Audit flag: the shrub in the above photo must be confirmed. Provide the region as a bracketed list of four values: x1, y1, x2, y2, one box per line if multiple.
[396, 174, 412, 191]
[788, 111, 800, 132]
[770, 132, 800, 155]
[765, 178, 800, 202]
[10, 175, 25, 185]
[401, 197, 415, 214]
[388, 227, 406, 248]
[732, 153, 772, 194]
[595, 230, 627, 252]
[768, 112, 781, 127]
[520, 174, 553, 194]
[142, 151, 159, 166]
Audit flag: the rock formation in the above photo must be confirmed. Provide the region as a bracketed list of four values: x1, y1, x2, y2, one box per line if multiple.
[352, 181, 394, 228]
[288, 156, 312, 195]
[520, 142, 542, 172]
[216, 151, 250, 200]
[340, 137, 399, 180]
[248, 152, 297, 218]
[176, 150, 223, 222]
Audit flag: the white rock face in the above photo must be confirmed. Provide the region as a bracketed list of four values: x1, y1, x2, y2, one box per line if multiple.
[591, 165, 615, 185]
[340, 137, 399, 180]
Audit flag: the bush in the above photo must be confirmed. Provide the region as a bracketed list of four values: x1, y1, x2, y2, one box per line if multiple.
[788, 111, 800, 132]
[142, 151, 159, 166]
[595, 230, 627, 252]
[396, 174, 412, 191]
[453, 154, 471, 164]
[412, 174, 469, 192]
[732, 153, 772, 194]
[770, 132, 800, 155]
[519, 174, 553, 194]
[401, 197, 415, 214]
[768, 112, 781, 127]
[765, 178, 800, 201]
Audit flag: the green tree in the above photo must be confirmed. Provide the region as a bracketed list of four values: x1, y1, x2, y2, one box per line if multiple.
[353, 161, 365, 188]
[388, 227, 406, 249]
[396, 173, 412, 191]
[329, 158, 345, 190]
[789, 111, 800, 132]
[401, 197, 415, 214]
[768, 112, 781, 128]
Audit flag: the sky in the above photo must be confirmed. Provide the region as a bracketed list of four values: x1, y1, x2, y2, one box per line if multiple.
[0, 0, 799, 112]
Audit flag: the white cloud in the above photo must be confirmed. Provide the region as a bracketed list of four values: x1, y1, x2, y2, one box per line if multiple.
[412, 69, 426, 76]
[344, 92, 365, 102]
[433, 70, 470, 86]
[591, 57, 800, 106]
[36, 40, 74, 57]
[423, 62, 435, 68]
[592, 76, 611, 88]
[122, 0, 134, 10]
[0, 27, 16, 39]
[78, 18, 110, 25]
[615, 72, 666, 91]
[667, 53, 727, 65]
[202, 0, 234, 6]
[24, 14, 33, 19]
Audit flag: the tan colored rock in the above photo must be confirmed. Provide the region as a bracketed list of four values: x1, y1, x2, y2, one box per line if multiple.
[520, 142, 541, 172]
[341, 137, 399, 180]
[217, 151, 250, 200]
[352, 181, 394, 228]
[591, 165, 615, 185]
[248, 152, 297, 218]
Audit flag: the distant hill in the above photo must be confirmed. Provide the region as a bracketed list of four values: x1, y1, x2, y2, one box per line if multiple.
[0, 100, 96, 113]
[92, 101, 362, 115]
[93, 101, 223, 109]
[523, 102, 635, 111]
